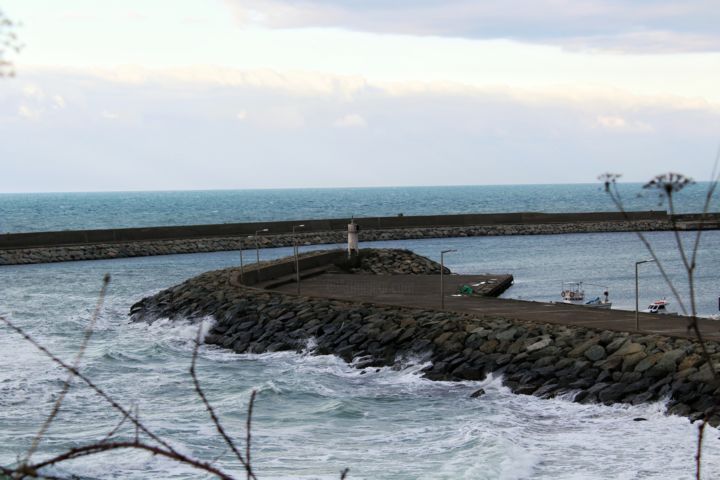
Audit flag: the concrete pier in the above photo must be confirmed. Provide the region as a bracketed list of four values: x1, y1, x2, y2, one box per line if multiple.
[274, 273, 720, 342]
[3, 210, 713, 265]
[130, 248, 720, 425]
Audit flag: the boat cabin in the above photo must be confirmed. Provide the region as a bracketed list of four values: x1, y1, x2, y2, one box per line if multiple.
[646, 300, 670, 314]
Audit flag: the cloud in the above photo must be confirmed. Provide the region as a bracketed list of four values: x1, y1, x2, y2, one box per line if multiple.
[333, 113, 366, 128]
[22, 85, 45, 101]
[52, 95, 66, 109]
[254, 106, 305, 129]
[2, 66, 719, 192]
[596, 115, 653, 132]
[223, 0, 720, 53]
[31, 65, 719, 114]
[73, 65, 370, 98]
[17, 105, 41, 119]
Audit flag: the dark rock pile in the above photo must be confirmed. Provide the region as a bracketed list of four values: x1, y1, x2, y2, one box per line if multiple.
[131, 259, 720, 427]
[341, 248, 451, 275]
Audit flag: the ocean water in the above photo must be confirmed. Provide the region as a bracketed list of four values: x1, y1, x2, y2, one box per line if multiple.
[0, 182, 717, 233]
[1, 232, 719, 478]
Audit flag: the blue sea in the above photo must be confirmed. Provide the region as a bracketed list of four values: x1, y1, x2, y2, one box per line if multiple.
[0, 182, 717, 233]
[1, 184, 719, 478]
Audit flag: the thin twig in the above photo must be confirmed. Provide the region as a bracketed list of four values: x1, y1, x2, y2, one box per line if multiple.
[666, 194, 691, 273]
[99, 404, 133, 444]
[25, 274, 111, 462]
[689, 144, 720, 270]
[0, 315, 180, 456]
[190, 326, 255, 477]
[19, 441, 235, 480]
[602, 172, 720, 480]
[134, 404, 139, 443]
[245, 390, 257, 480]
[210, 448, 230, 468]
[696, 420, 706, 480]
[0, 465, 69, 480]
[606, 182, 688, 314]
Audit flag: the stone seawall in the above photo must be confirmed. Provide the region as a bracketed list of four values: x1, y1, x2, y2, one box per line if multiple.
[131, 261, 720, 427]
[0, 219, 671, 265]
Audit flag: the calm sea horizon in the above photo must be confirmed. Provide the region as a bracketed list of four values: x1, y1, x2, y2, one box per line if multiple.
[0, 182, 718, 233]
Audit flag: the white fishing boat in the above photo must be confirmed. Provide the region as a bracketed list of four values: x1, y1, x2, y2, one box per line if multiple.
[643, 299, 674, 314]
[560, 282, 612, 309]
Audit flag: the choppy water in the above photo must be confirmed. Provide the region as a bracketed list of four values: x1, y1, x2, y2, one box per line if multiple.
[0, 182, 717, 233]
[1, 232, 719, 478]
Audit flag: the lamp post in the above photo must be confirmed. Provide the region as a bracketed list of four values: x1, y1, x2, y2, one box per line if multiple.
[255, 228, 269, 264]
[440, 249, 457, 309]
[635, 259, 656, 330]
[293, 224, 305, 294]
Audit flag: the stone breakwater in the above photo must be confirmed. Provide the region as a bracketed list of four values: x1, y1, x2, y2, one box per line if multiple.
[1, 219, 672, 265]
[131, 264, 720, 426]
[344, 249, 450, 275]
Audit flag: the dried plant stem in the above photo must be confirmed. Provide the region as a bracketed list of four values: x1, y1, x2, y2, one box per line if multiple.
[696, 421, 706, 480]
[602, 169, 720, 480]
[605, 184, 688, 314]
[190, 327, 256, 478]
[18, 441, 235, 480]
[245, 390, 257, 480]
[0, 314, 242, 479]
[25, 274, 110, 462]
[0, 315, 180, 456]
[99, 404, 132, 444]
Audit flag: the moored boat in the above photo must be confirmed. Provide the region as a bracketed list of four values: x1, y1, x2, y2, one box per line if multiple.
[560, 282, 612, 309]
[643, 299, 674, 314]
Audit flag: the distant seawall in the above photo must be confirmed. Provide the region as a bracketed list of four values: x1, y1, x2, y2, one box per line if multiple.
[1, 210, 715, 265]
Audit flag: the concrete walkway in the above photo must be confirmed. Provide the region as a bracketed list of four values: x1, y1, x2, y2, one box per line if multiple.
[274, 273, 720, 342]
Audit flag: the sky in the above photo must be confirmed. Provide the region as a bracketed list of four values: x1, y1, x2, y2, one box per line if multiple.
[1, 0, 719, 192]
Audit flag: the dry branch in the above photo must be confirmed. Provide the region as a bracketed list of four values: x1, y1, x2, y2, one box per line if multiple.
[600, 169, 719, 480]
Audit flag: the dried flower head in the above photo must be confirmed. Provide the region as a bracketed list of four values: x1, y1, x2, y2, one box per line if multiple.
[643, 172, 695, 200]
[598, 173, 622, 192]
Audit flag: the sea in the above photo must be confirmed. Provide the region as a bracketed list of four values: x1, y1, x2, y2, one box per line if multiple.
[1, 184, 719, 479]
[0, 182, 718, 233]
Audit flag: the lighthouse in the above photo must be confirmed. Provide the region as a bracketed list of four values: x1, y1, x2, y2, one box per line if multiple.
[347, 219, 359, 258]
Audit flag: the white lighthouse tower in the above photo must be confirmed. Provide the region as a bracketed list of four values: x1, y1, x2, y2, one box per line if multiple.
[347, 218, 359, 257]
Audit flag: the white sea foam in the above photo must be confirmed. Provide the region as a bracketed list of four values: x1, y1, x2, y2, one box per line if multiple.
[2, 253, 720, 479]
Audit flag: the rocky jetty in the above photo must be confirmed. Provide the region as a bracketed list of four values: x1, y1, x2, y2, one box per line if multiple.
[341, 248, 450, 275]
[1, 219, 672, 265]
[131, 251, 720, 427]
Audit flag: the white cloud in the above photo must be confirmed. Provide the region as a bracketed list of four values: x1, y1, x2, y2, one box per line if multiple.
[22, 85, 45, 101]
[333, 113, 366, 128]
[52, 95, 66, 109]
[597, 115, 627, 128]
[254, 107, 305, 129]
[3, 67, 719, 192]
[223, 0, 720, 53]
[71, 66, 370, 99]
[31, 65, 719, 112]
[17, 105, 41, 119]
[236, 110, 248, 121]
[596, 115, 653, 132]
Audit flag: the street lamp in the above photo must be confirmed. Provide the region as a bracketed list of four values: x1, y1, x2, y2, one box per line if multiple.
[293, 224, 305, 294]
[440, 249, 457, 309]
[254, 228, 269, 264]
[635, 259, 656, 330]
